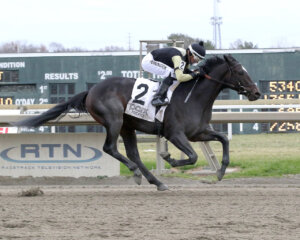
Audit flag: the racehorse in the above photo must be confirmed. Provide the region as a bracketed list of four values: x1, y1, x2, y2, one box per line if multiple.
[13, 54, 261, 191]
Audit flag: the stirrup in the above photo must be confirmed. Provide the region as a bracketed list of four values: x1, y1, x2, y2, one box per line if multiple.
[151, 98, 169, 107]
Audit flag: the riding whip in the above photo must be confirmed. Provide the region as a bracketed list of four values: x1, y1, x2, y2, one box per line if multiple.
[184, 79, 199, 103]
[184, 73, 213, 103]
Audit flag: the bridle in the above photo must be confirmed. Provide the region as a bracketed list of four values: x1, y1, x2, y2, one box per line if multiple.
[204, 62, 256, 95]
[185, 61, 255, 103]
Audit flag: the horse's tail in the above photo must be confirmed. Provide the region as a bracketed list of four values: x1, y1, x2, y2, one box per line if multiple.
[13, 91, 89, 127]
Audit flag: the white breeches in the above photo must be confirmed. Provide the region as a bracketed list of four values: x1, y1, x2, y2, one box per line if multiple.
[141, 53, 176, 78]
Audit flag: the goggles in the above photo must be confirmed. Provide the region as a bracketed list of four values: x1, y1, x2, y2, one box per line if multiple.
[192, 54, 204, 63]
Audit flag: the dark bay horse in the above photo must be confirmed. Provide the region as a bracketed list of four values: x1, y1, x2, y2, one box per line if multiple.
[13, 55, 260, 190]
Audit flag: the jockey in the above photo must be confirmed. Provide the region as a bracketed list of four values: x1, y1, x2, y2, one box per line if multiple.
[141, 41, 206, 107]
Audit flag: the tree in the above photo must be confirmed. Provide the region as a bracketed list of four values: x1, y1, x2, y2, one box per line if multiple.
[0, 41, 20, 53]
[0, 41, 90, 53]
[0, 41, 49, 53]
[102, 45, 125, 52]
[20, 43, 48, 53]
[230, 39, 258, 49]
[202, 40, 215, 50]
[167, 33, 216, 50]
[49, 42, 65, 52]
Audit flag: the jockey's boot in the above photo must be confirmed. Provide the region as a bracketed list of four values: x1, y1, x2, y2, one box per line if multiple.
[151, 76, 174, 107]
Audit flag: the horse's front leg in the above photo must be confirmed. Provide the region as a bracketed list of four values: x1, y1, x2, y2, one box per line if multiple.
[195, 127, 229, 181]
[161, 131, 198, 167]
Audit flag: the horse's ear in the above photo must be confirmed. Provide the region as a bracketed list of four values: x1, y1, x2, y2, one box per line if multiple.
[224, 54, 236, 65]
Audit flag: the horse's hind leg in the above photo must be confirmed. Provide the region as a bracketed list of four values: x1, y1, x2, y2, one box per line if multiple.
[121, 128, 168, 191]
[102, 121, 141, 174]
[88, 107, 140, 177]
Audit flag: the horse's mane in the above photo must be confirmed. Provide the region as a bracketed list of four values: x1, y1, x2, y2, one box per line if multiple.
[202, 55, 225, 74]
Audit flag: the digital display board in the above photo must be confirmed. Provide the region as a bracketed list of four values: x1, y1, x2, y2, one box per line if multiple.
[261, 80, 300, 99]
[0, 97, 13, 105]
[0, 70, 18, 105]
[260, 80, 300, 132]
[0, 70, 19, 82]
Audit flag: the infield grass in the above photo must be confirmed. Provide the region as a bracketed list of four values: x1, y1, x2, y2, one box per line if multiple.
[119, 133, 300, 179]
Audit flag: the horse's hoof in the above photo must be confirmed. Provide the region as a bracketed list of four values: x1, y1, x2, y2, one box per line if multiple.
[160, 152, 170, 160]
[217, 169, 225, 181]
[133, 169, 142, 185]
[157, 183, 169, 191]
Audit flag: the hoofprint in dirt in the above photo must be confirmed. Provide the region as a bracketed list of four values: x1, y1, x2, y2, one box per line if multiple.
[0, 176, 299, 240]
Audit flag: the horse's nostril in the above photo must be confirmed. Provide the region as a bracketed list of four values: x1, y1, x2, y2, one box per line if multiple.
[255, 92, 261, 98]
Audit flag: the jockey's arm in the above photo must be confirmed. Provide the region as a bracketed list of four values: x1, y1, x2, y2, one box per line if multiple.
[172, 56, 194, 82]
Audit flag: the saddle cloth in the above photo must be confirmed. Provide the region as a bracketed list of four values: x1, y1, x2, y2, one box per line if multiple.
[125, 78, 179, 122]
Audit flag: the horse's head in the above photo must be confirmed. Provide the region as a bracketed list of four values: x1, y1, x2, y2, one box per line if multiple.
[223, 55, 261, 101]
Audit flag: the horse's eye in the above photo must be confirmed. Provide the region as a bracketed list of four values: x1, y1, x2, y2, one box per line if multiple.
[237, 70, 244, 75]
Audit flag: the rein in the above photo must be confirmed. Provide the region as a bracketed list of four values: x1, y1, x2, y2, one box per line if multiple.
[205, 73, 247, 95]
[204, 74, 236, 89]
[184, 65, 233, 103]
[184, 62, 255, 103]
[204, 63, 255, 95]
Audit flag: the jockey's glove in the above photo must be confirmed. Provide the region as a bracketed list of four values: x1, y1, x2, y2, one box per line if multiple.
[191, 68, 206, 79]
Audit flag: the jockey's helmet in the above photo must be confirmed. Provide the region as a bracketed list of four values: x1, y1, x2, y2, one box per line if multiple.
[188, 41, 206, 62]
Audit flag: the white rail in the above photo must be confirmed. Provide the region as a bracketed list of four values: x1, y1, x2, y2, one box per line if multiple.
[0, 99, 299, 127]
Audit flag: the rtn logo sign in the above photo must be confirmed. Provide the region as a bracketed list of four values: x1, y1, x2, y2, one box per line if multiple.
[0, 144, 102, 163]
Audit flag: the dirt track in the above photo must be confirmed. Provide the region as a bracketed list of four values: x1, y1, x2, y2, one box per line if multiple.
[0, 176, 299, 240]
